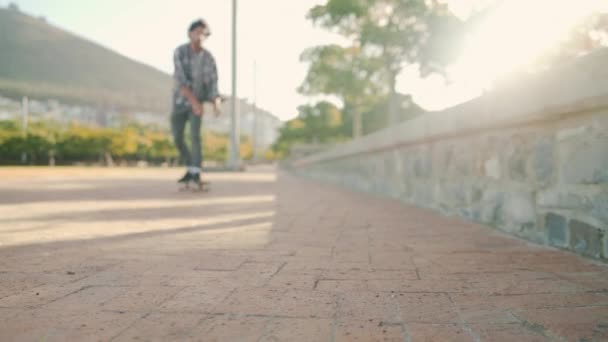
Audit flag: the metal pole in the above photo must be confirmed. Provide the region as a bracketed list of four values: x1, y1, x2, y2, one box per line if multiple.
[229, 0, 241, 170]
[252, 60, 258, 162]
[21, 96, 28, 163]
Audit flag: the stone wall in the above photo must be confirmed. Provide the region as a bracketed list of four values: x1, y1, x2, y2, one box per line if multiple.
[289, 48, 608, 260]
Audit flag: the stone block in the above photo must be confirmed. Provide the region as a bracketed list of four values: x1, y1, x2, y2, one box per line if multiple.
[504, 135, 533, 183]
[439, 181, 476, 208]
[537, 189, 591, 210]
[431, 143, 451, 178]
[507, 153, 528, 182]
[414, 155, 432, 178]
[604, 233, 608, 260]
[411, 181, 434, 207]
[591, 191, 608, 225]
[479, 188, 504, 224]
[533, 137, 555, 187]
[459, 207, 482, 221]
[484, 157, 501, 180]
[557, 125, 588, 141]
[569, 219, 604, 259]
[402, 159, 413, 178]
[561, 138, 608, 184]
[447, 146, 475, 177]
[500, 193, 536, 231]
[546, 213, 568, 247]
[592, 111, 608, 132]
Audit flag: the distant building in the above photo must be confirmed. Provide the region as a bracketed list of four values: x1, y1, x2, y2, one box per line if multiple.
[202, 98, 282, 150]
[0, 93, 284, 148]
[7, 3, 19, 12]
[0, 110, 12, 120]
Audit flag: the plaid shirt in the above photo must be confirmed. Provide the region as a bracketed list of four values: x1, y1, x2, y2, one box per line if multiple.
[172, 43, 219, 112]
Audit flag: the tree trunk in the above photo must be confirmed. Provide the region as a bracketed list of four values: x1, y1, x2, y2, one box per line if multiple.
[104, 151, 115, 167]
[49, 150, 55, 167]
[388, 71, 398, 126]
[352, 108, 362, 139]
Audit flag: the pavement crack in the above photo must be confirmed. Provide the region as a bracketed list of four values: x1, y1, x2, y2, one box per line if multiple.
[44, 285, 94, 306]
[511, 311, 566, 342]
[256, 315, 275, 342]
[401, 322, 412, 342]
[331, 294, 341, 342]
[262, 262, 288, 287]
[109, 311, 149, 342]
[447, 293, 481, 342]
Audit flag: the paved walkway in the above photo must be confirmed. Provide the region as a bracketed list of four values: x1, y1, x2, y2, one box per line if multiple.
[0, 166, 608, 341]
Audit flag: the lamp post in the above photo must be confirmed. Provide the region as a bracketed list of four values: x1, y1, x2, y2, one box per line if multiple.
[252, 60, 259, 162]
[228, 0, 241, 170]
[21, 96, 28, 163]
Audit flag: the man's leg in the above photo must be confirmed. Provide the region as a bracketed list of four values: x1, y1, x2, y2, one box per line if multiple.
[189, 112, 202, 173]
[171, 111, 191, 166]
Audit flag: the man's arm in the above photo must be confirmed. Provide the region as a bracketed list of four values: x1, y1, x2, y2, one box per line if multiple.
[208, 54, 220, 115]
[208, 54, 219, 100]
[174, 48, 202, 115]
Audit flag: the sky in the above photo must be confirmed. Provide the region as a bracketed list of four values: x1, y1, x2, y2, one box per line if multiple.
[3, 0, 607, 120]
[3, 0, 346, 120]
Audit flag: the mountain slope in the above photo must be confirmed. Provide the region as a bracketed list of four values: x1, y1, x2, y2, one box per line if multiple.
[0, 7, 172, 112]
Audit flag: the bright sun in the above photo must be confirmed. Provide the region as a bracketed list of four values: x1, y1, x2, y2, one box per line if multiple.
[393, 0, 608, 111]
[450, 0, 608, 90]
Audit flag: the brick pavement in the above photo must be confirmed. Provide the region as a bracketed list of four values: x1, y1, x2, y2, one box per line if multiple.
[0, 166, 607, 341]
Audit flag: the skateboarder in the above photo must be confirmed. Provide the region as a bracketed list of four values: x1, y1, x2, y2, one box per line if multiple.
[171, 18, 221, 189]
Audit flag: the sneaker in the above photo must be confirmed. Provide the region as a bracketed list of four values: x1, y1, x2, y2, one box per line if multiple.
[177, 171, 192, 183]
[190, 172, 201, 184]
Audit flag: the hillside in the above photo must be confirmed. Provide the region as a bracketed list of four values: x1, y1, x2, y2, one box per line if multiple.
[0, 7, 172, 112]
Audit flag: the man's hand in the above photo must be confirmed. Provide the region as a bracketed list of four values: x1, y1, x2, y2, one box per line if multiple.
[213, 96, 222, 117]
[191, 100, 203, 116]
[180, 86, 203, 116]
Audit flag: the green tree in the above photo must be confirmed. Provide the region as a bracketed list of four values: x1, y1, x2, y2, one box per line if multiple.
[298, 101, 346, 143]
[147, 132, 177, 163]
[273, 101, 347, 157]
[308, 0, 463, 124]
[299, 44, 386, 138]
[55, 124, 112, 163]
[0, 134, 53, 164]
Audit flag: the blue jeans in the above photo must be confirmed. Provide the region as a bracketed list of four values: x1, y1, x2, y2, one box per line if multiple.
[171, 108, 202, 168]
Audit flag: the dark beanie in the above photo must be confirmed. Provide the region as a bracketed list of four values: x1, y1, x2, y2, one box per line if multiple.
[188, 19, 210, 35]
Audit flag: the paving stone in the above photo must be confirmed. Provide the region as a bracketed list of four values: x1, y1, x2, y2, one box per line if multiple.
[469, 323, 551, 341]
[406, 323, 473, 341]
[100, 285, 183, 312]
[335, 320, 405, 342]
[512, 306, 608, 342]
[338, 292, 401, 322]
[397, 293, 460, 324]
[214, 287, 336, 318]
[0, 308, 141, 341]
[259, 318, 333, 342]
[190, 316, 269, 342]
[113, 312, 206, 341]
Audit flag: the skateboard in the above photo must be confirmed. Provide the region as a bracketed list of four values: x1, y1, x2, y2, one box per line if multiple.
[179, 179, 211, 192]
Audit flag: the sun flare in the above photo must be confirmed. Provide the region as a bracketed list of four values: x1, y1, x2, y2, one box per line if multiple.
[450, 0, 608, 89]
